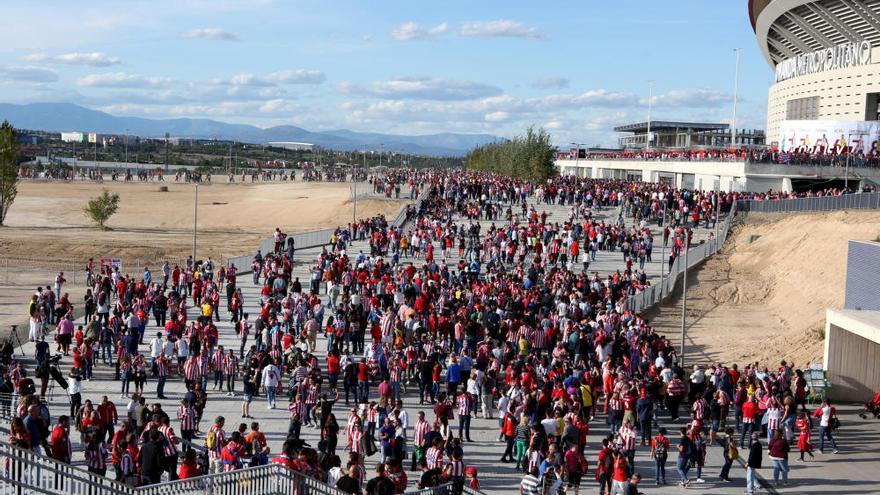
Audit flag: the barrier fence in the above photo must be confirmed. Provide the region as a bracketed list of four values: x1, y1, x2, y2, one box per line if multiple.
[624, 191, 880, 314]
[737, 191, 880, 213]
[0, 437, 479, 495]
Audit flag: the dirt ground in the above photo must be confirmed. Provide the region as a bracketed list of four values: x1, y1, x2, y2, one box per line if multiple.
[0, 180, 406, 337]
[648, 210, 880, 369]
[1, 180, 404, 263]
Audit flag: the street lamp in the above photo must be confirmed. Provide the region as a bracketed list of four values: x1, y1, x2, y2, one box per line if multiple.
[124, 129, 129, 165]
[680, 229, 690, 367]
[192, 183, 199, 263]
[646, 81, 654, 152]
[571, 142, 585, 177]
[731, 48, 741, 148]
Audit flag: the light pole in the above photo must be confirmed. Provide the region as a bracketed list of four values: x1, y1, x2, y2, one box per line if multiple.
[659, 199, 667, 286]
[570, 142, 584, 177]
[192, 183, 199, 263]
[731, 48, 741, 148]
[845, 151, 850, 190]
[124, 129, 129, 165]
[679, 229, 689, 367]
[379, 143, 384, 169]
[646, 81, 654, 152]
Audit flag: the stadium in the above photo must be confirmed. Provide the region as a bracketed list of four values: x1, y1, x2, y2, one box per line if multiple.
[752, 0, 880, 147]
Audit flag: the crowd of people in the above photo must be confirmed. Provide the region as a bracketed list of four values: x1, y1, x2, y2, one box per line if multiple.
[1, 169, 851, 495]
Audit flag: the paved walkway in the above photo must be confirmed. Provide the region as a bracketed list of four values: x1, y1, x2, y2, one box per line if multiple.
[9, 191, 874, 495]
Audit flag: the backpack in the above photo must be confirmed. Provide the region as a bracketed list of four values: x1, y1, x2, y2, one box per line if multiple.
[206, 429, 217, 450]
[653, 436, 668, 460]
[727, 442, 739, 461]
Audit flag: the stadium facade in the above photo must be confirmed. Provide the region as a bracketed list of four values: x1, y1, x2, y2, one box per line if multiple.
[752, 0, 880, 147]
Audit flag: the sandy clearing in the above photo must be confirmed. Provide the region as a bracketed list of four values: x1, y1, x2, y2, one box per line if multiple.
[648, 210, 880, 368]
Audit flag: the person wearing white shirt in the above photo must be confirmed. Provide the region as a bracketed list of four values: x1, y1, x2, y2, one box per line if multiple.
[68, 374, 82, 418]
[261, 363, 281, 409]
[149, 332, 163, 369]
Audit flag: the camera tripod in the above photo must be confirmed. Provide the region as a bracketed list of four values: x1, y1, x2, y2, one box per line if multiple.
[9, 325, 24, 357]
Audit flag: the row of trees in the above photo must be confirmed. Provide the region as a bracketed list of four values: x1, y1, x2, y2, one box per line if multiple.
[465, 126, 556, 182]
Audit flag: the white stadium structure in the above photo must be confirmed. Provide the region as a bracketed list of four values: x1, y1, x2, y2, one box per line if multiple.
[556, 0, 880, 193]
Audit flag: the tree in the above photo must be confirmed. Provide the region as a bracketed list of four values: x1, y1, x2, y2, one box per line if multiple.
[85, 189, 120, 229]
[465, 126, 556, 182]
[0, 120, 19, 226]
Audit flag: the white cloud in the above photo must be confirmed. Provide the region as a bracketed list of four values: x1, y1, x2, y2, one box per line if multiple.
[181, 28, 239, 41]
[22, 52, 121, 67]
[544, 120, 563, 129]
[337, 77, 502, 101]
[0, 65, 58, 83]
[459, 20, 541, 39]
[227, 69, 325, 87]
[77, 72, 175, 88]
[391, 22, 448, 41]
[649, 88, 733, 108]
[259, 99, 299, 114]
[531, 76, 569, 90]
[484, 111, 509, 122]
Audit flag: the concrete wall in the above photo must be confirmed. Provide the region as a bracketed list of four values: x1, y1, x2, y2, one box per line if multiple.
[824, 309, 880, 402]
[845, 241, 880, 311]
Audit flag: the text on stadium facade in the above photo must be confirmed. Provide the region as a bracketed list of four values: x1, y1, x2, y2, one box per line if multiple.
[775, 41, 873, 83]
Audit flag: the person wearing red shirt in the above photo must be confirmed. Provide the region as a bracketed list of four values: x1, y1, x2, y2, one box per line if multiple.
[50, 416, 72, 464]
[740, 397, 759, 449]
[178, 449, 201, 479]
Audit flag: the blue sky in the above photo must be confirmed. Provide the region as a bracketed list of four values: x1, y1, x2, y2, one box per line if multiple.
[0, 0, 775, 146]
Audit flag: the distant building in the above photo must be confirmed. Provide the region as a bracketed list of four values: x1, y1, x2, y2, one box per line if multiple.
[614, 121, 765, 150]
[61, 131, 85, 143]
[268, 141, 314, 151]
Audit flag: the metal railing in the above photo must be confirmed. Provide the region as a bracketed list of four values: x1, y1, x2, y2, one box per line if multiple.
[737, 191, 880, 213]
[623, 200, 737, 314]
[135, 464, 292, 495]
[0, 440, 133, 495]
[0, 436, 466, 495]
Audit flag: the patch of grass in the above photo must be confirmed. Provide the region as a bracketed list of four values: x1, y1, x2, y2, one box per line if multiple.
[809, 326, 826, 341]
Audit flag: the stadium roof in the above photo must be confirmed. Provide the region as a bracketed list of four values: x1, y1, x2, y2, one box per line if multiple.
[751, 0, 880, 67]
[613, 121, 729, 133]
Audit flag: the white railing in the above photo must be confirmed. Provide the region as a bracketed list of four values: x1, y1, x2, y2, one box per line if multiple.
[0, 440, 133, 495]
[1, 437, 462, 495]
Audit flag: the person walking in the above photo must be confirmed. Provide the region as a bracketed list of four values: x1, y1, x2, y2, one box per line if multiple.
[719, 427, 737, 482]
[745, 432, 763, 495]
[814, 400, 839, 454]
[768, 429, 790, 487]
[650, 427, 669, 485]
[261, 362, 281, 409]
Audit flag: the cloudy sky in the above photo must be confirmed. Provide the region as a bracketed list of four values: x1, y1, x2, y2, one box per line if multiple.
[0, 0, 776, 146]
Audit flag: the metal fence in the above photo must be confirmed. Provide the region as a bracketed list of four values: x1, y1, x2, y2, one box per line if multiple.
[737, 191, 880, 213]
[0, 440, 133, 495]
[623, 201, 737, 314]
[226, 188, 428, 275]
[625, 191, 880, 314]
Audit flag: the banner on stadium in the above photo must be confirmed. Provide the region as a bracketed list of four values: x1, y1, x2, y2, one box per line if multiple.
[778, 120, 880, 155]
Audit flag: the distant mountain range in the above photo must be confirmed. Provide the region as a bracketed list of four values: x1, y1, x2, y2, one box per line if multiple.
[0, 102, 500, 156]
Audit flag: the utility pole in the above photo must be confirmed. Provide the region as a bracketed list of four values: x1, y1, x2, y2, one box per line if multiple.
[646, 80, 654, 152]
[193, 183, 199, 263]
[731, 48, 741, 148]
[679, 230, 690, 367]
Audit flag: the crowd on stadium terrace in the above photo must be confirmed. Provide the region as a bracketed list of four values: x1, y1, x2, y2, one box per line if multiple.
[1, 170, 850, 495]
[558, 147, 880, 168]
